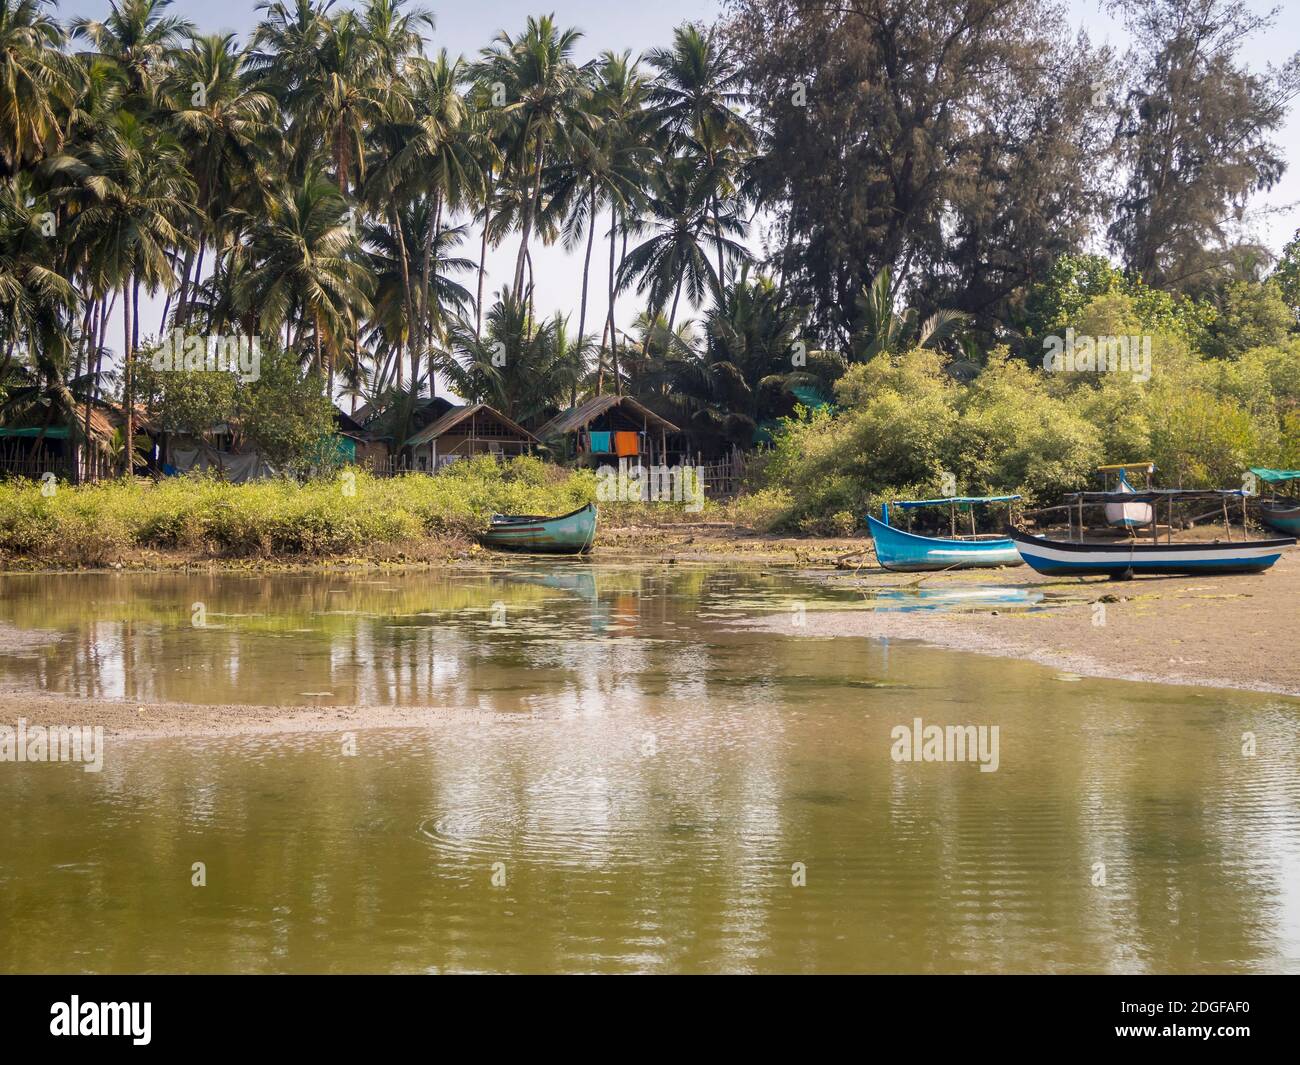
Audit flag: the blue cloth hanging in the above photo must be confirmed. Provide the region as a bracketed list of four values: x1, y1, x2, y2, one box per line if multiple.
[588, 430, 613, 454]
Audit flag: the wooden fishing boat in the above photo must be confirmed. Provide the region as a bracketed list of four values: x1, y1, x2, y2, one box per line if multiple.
[1249, 468, 1300, 536]
[1258, 500, 1300, 536]
[480, 503, 597, 554]
[1007, 527, 1294, 578]
[865, 495, 1023, 571]
[1103, 467, 1154, 528]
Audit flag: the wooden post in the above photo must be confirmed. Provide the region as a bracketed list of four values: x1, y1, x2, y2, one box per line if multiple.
[1222, 495, 1231, 541]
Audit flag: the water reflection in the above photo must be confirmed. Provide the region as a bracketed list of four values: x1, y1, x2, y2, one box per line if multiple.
[0, 565, 1297, 973]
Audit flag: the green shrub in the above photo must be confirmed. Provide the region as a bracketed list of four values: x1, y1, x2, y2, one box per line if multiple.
[0, 458, 599, 564]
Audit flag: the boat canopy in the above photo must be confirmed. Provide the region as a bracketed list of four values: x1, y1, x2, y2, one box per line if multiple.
[1249, 467, 1300, 483]
[1064, 488, 1247, 503]
[893, 494, 1021, 509]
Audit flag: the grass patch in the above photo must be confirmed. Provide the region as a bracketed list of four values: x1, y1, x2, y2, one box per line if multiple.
[0, 456, 599, 565]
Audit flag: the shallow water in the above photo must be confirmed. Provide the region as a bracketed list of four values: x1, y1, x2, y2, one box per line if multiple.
[0, 564, 1297, 973]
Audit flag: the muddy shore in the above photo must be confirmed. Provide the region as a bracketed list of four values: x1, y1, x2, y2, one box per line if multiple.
[741, 545, 1300, 696]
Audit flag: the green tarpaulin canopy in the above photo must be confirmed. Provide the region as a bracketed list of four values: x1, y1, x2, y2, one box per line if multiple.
[0, 427, 70, 438]
[1249, 467, 1300, 483]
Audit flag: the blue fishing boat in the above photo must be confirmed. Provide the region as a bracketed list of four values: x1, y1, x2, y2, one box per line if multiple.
[481, 503, 597, 554]
[1007, 527, 1293, 577]
[865, 495, 1023, 571]
[1250, 468, 1300, 536]
[1259, 501, 1300, 536]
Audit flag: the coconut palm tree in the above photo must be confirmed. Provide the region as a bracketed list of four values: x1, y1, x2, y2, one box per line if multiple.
[851, 265, 969, 361]
[357, 0, 432, 80]
[549, 51, 652, 397]
[0, 0, 80, 179]
[363, 200, 476, 393]
[61, 110, 197, 470]
[161, 33, 279, 326]
[444, 286, 585, 423]
[406, 50, 481, 384]
[475, 15, 586, 298]
[0, 175, 76, 404]
[646, 271, 835, 447]
[645, 24, 753, 291]
[292, 8, 384, 197]
[236, 168, 372, 383]
[464, 97, 504, 339]
[618, 155, 747, 332]
[247, 0, 331, 107]
[69, 0, 194, 100]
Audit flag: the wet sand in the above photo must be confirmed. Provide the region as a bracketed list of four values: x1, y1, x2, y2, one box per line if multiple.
[742, 546, 1300, 696]
[0, 688, 522, 738]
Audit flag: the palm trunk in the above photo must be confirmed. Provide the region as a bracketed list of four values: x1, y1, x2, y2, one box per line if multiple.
[713, 195, 726, 299]
[606, 205, 620, 395]
[192, 240, 206, 325]
[476, 173, 493, 338]
[428, 195, 444, 396]
[577, 181, 596, 342]
[512, 138, 544, 295]
[75, 299, 98, 483]
[417, 192, 440, 392]
[390, 206, 417, 395]
[82, 296, 99, 481]
[526, 248, 535, 322]
[174, 237, 205, 328]
[597, 315, 609, 396]
[122, 278, 134, 476]
[668, 275, 684, 334]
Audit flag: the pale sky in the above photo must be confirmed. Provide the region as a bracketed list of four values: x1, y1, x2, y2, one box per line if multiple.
[55, 0, 1300, 376]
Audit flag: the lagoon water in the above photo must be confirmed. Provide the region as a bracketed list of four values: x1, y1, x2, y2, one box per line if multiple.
[0, 564, 1297, 973]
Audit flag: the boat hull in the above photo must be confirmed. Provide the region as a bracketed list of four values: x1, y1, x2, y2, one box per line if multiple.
[1258, 502, 1300, 537]
[1104, 479, 1152, 528]
[1007, 527, 1294, 577]
[866, 514, 1023, 571]
[481, 503, 597, 554]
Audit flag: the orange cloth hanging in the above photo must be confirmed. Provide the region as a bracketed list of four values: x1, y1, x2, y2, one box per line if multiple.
[614, 431, 640, 457]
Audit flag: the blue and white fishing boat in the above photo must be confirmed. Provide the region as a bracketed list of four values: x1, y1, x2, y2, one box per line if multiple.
[1011, 485, 1293, 577]
[1007, 527, 1293, 577]
[1250, 468, 1300, 536]
[865, 495, 1023, 571]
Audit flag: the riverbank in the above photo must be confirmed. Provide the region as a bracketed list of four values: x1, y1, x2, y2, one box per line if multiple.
[2, 541, 1296, 741]
[741, 545, 1300, 696]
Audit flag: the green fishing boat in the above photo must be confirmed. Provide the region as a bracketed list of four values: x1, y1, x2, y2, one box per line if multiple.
[480, 503, 597, 554]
